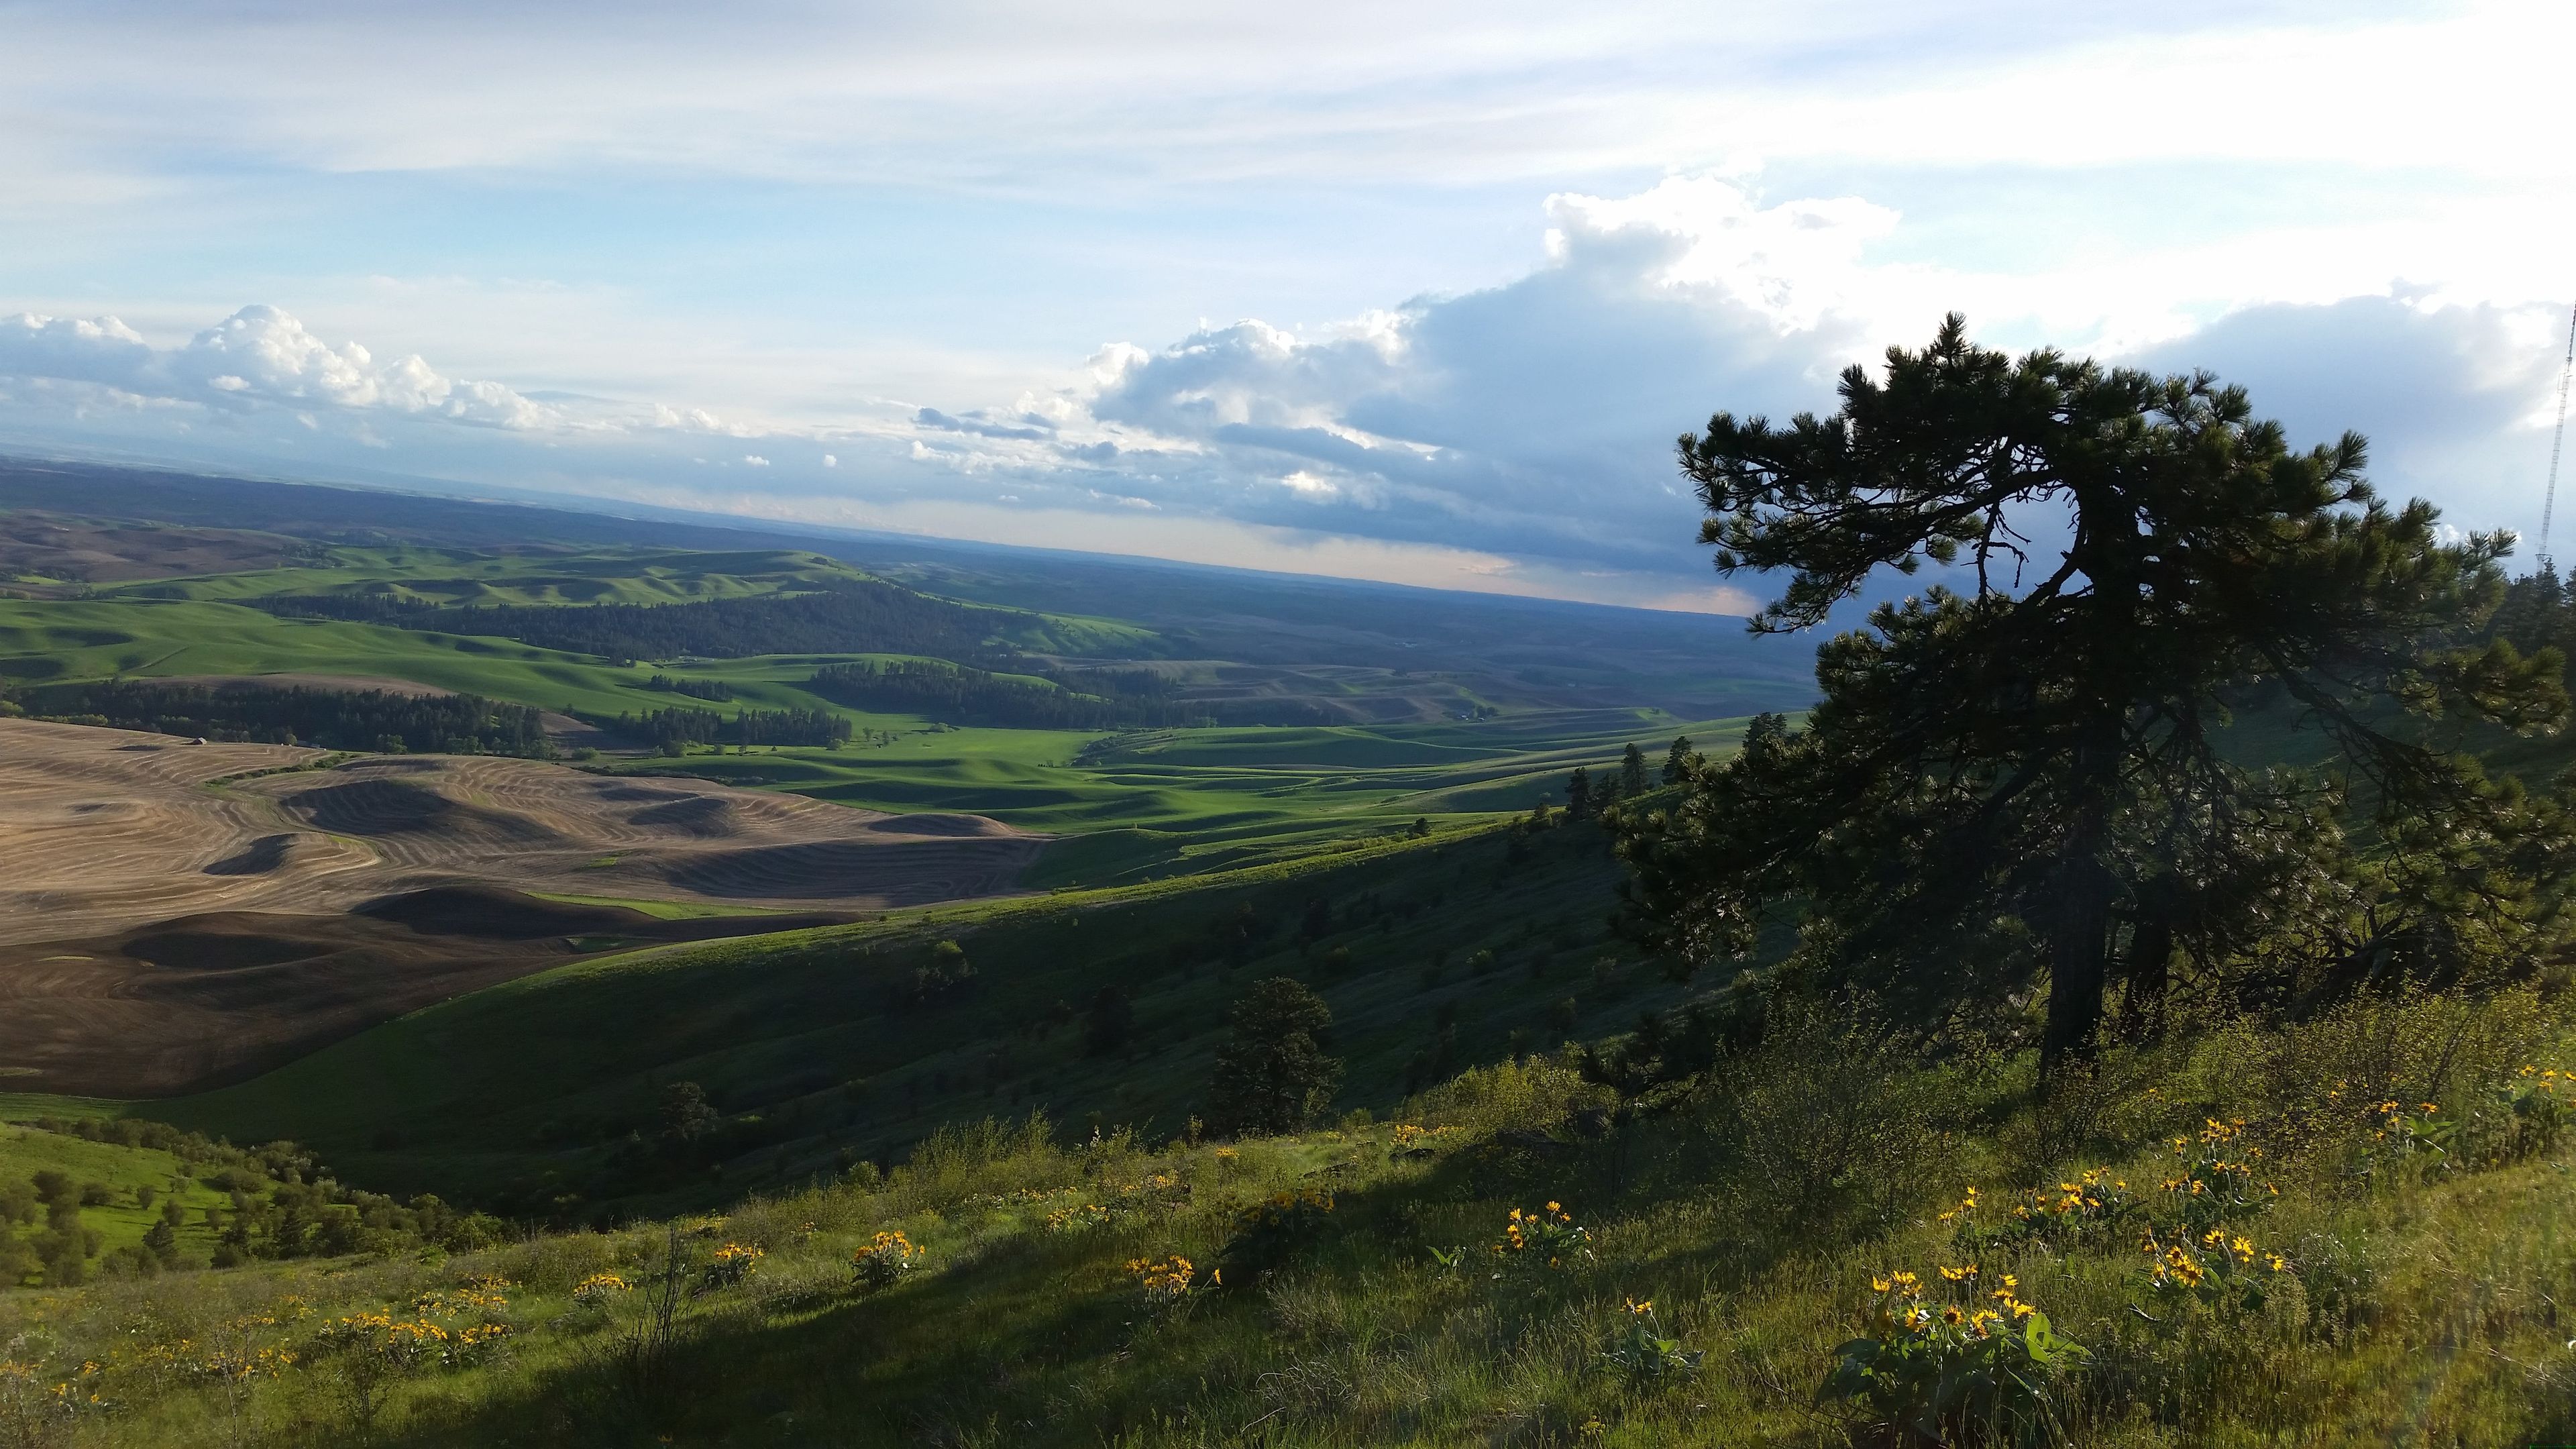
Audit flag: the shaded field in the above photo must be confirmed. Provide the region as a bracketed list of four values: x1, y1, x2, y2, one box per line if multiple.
[0, 509, 312, 595]
[233, 753, 1039, 907]
[115, 814, 1707, 1216]
[0, 886, 855, 1097]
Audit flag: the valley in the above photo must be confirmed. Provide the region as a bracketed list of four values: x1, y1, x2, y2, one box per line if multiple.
[0, 465, 1763, 1154]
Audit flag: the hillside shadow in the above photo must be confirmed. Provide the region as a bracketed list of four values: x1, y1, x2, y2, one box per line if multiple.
[374, 1114, 1817, 1448]
[628, 795, 737, 835]
[382, 1232, 1167, 1448]
[203, 833, 293, 875]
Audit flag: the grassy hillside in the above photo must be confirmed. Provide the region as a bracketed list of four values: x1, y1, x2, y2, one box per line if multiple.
[101, 544, 878, 608]
[0, 588, 1120, 718]
[0, 991, 2567, 1446]
[0, 1124, 237, 1266]
[0, 595, 683, 710]
[136, 816, 1694, 1218]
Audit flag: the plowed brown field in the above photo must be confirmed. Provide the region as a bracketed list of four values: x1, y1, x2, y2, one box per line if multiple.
[0, 718, 1040, 942]
[0, 718, 1045, 1095]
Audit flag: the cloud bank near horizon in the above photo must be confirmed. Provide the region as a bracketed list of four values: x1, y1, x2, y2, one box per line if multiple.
[6, 172, 2565, 612]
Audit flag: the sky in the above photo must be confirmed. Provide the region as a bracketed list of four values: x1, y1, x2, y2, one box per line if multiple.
[1, 0, 2569, 612]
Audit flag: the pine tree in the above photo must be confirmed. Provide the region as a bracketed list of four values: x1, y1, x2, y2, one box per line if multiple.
[658, 1081, 718, 1145]
[1742, 712, 1788, 755]
[1663, 735, 1694, 784]
[1619, 743, 1649, 798]
[1620, 315, 2568, 1071]
[1081, 985, 1134, 1057]
[1205, 977, 1342, 1137]
[1566, 766, 1593, 820]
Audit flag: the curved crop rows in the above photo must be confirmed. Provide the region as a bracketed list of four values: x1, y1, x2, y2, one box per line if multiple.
[0, 718, 1044, 948]
[0, 718, 1049, 1096]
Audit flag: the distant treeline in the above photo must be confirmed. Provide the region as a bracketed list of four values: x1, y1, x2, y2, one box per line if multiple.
[616, 704, 851, 753]
[251, 582, 1018, 663]
[7, 680, 551, 755]
[646, 674, 734, 701]
[808, 659, 1207, 729]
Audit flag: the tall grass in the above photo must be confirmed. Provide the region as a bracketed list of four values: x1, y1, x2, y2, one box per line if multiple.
[1, 987, 2571, 1446]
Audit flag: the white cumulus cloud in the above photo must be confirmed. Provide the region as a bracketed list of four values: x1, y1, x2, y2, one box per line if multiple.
[885, 176, 2575, 599]
[0, 304, 549, 427]
[1, 175, 2565, 616]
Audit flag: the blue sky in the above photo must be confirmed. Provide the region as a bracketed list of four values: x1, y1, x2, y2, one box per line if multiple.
[2, 0, 2569, 610]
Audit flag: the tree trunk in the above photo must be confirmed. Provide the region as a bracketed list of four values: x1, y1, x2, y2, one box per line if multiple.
[2042, 718, 2123, 1077]
[2118, 912, 2174, 1040]
[2042, 868, 2111, 1077]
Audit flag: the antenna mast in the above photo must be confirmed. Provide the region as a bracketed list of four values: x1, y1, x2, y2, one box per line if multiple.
[2544, 302, 2576, 576]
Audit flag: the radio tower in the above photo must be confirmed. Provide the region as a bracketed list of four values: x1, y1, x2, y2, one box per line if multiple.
[2543, 302, 2576, 577]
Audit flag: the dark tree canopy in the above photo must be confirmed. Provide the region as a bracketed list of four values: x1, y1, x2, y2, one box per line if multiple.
[1205, 977, 1342, 1138]
[1566, 766, 1595, 821]
[1081, 985, 1134, 1058]
[11, 680, 549, 756]
[657, 1081, 717, 1145]
[810, 659, 1199, 730]
[1619, 315, 2571, 1070]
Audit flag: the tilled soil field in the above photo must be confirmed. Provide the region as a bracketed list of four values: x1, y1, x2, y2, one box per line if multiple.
[0, 718, 1044, 1094]
[0, 718, 1040, 943]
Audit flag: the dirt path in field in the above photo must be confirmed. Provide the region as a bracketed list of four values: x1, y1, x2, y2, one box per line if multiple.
[0, 717, 1046, 1095]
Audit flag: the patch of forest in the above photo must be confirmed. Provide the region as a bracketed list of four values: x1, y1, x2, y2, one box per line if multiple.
[5, 680, 551, 755]
[806, 659, 1205, 729]
[644, 674, 733, 701]
[612, 704, 853, 752]
[249, 580, 1022, 664]
[808, 659, 1358, 728]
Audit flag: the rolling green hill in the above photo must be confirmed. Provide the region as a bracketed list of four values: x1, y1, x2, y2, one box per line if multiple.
[0, 461, 1823, 720]
[0, 594, 685, 710]
[102, 543, 879, 608]
[0, 507, 1775, 1223]
[142, 815, 1693, 1219]
[0, 586, 1742, 883]
[0, 975, 2567, 1447]
[0, 1123, 238, 1266]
